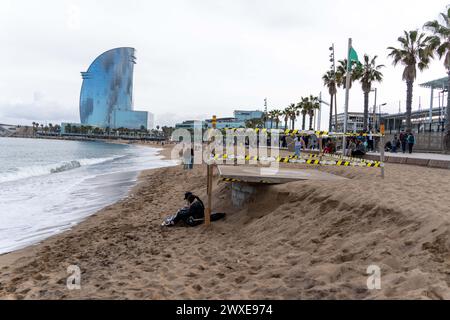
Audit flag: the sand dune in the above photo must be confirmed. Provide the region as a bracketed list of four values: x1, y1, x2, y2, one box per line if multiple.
[0, 147, 449, 300]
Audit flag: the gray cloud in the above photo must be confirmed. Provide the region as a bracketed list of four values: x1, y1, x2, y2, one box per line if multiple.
[0, 93, 77, 125]
[1, 0, 449, 127]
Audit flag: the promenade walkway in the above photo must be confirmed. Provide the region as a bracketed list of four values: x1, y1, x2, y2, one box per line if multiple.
[365, 151, 450, 169]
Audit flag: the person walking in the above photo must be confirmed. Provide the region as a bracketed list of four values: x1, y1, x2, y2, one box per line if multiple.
[281, 135, 287, 148]
[189, 147, 194, 169]
[367, 131, 374, 152]
[391, 135, 399, 153]
[407, 132, 416, 154]
[183, 146, 192, 170]
[294, 136, 304, 157]
[399, 130, 407, 154]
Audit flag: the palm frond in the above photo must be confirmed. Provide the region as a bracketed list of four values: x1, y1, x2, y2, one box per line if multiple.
[424, 20, 441, 34]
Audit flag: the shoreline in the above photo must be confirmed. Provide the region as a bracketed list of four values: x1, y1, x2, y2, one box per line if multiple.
[0, 145, 449, 299]
[0, 135, 172, 146]
[0, 143, 174, 263]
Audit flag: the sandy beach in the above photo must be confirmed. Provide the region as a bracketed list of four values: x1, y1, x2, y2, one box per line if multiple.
[0, 145, 449, 300]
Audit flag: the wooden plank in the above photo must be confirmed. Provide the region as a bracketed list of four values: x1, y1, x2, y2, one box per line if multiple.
[205, 164, 212, 226]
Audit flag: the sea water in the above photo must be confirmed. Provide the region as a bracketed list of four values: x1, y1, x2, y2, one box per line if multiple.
[0, 137, 175, 254]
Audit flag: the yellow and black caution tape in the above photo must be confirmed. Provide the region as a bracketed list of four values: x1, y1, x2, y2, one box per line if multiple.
[221, 178, 240, 183]
[217, 151, 380, 165]
[284, 152, 381, 166]
[320, 153, 381, 166]
[221, 178, 272, 184]
[209, 154, 384, 168]
[209, 128, 384, 138]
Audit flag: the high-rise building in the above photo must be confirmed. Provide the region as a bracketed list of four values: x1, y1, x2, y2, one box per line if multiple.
[79, 47, 148, 130]
[234, 110, 264, 122]
[147, 112, 155, 130]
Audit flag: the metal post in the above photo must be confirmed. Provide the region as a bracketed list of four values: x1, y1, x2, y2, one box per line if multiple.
[318, 92, 322, 131]
[205, 164, 212, 226]
[334, 93, 338, 132]
[343, 38, 352, 156]
[442, 91, 445, 130]
[430, 87, 434, 125]
[264, 98, 268, 129]
[205, 116, 217, 227]
[319, 136, 323, 153]
[380, 123, 385, 179]
[319, 137, 323, 167]
[373, 88, 377, 130]
[380, 135, 385, 179]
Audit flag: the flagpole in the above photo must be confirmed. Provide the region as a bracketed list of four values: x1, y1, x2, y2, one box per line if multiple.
[318, 91, 322, 131]
[343, 38, 352, 156]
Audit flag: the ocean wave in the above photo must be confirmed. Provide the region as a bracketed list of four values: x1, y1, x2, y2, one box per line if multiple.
[0, 157, 119, 183]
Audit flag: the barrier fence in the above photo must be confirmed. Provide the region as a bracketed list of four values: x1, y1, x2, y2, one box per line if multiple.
[209, 128, 384, 138]
[210, 153, 384, 168]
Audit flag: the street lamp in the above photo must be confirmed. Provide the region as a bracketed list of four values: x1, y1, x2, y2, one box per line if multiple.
[329, 44, 336, 74]
[370, 88, 377, 130]
[377, 103, 387, 131]
[329, 44, 337, 131]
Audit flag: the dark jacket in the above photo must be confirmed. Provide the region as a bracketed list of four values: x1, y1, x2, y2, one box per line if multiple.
[188, 199, 205, 220]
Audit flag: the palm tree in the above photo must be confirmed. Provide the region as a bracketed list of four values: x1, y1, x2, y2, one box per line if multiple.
[336, 59, 361, 90]
[308, 95, 321, 130]
[282, 108, 289, 130]
[288, 103, 297, 130]
[356, 54, 384, 131]
[425, 8, 450, 149]
[272, 109, 282, 129]
[283, 105, 294, 130]
[245, 117, 264, 128]
[298, 97, 308, 130]
[268, 110, 276, 129]
[322, 70, 338, 132]
[300, 96, 321, 130]
[387, 30, 433, 132]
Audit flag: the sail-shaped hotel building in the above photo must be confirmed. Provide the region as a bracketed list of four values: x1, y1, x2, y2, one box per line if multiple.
[79, 47, 148, 130]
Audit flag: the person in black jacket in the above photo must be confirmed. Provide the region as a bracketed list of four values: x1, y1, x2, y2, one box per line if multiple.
[171, 192, 205, 226]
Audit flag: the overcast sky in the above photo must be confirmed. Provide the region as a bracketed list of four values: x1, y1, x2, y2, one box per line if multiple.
[1, 0, 449, 128]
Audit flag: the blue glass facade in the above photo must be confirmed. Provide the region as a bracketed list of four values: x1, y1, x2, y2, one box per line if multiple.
[80, 47, 148, 129]
[234, 110, 264, 122]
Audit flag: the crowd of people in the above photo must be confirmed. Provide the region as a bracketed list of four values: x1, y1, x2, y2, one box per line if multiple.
[293, 134, 371, 158]
[293, 135, 317, 157]
[385, 131, 416, 154]
[293, 131, 417, 157]
[178, 129, 418, 168]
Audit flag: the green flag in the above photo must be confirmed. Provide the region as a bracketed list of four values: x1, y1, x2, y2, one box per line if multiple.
[348, 47, 360, 71]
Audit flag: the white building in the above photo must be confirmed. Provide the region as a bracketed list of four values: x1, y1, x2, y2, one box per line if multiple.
[332, 112, 388, 132]
[147, 112, 155, 130]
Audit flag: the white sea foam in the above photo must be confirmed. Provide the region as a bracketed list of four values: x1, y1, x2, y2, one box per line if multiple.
[0, 156, 120, 183]
[0, 139, 176, 254]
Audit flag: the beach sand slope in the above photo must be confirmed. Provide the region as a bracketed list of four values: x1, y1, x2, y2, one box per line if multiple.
[0, 151, 449, 299]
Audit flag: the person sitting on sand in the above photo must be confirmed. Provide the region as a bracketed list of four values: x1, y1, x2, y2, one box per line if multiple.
[391, 135, 400, 153]
[161, 193, 226, 227]
[168, 192, 205, 227]
[351, 140, 366, 157]
[323, 140, 332, 154]
[347, 138, 357, 157]
[385, 140, 392, 152]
